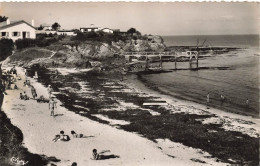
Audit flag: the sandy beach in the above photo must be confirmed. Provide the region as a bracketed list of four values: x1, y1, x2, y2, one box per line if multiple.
[2, 65, 259, 166]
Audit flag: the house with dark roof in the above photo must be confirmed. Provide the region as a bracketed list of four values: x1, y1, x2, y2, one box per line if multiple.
[80, 24, 101, 33]
[0, 19, 36, 41]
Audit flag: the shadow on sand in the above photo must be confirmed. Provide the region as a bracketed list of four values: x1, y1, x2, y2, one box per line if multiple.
[98, 154, 120, 160]
[54, 114, 64, 117]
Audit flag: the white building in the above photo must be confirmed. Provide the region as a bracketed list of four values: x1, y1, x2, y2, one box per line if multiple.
[101, 28, 114, 34]
[80, 24, 101, 33]
[0, 19, 36, 41]
[57, 30, 76, 36]
[40, 23, 52, 31]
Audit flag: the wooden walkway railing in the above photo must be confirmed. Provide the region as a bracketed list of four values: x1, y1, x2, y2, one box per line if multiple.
[125, 51, 199, 71]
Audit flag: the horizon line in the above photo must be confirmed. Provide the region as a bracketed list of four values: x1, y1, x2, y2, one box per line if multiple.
[160, 34, 259, 36]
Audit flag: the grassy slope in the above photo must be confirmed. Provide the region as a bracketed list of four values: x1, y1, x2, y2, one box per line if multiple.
[9, 47, 52, 63]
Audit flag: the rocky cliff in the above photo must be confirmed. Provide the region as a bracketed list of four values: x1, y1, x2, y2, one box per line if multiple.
[9, 35, 166, 71]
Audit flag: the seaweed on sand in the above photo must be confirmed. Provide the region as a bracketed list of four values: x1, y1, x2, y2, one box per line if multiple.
[29, 66, 259, 165]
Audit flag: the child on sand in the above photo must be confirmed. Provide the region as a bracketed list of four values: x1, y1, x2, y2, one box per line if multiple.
[49, 96, 57, 116]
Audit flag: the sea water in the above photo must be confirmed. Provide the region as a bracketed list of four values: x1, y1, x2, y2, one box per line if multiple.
[139, 35, 259, 116]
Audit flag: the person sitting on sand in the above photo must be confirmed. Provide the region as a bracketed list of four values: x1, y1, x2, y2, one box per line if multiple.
[52, 131, 70, 142]
[14, 84, 18, 89]
[37, 95, 49, 103]
[24, 80, 30, 87]
[71, 130, 84, 138]
[19, 93, 24, 100]
[60, 131, 70, 141]
[23, 91, 29, 100]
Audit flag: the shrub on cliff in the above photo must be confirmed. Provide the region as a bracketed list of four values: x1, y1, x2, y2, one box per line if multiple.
[15, 38, 36, 49]
[71, 31, 128, 44]
[15, 35, 62, 50]
[127, 28, 141, 36]
[71, 32, 98, 41]
[0, 38, 14, 61]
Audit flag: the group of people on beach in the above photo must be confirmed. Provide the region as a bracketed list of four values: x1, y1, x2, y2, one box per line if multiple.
[0, 64, 19, 111]
[52, 130, 88, 142]
[8, 67, 58, 118]
[206, 92, 250, 109]
[0, 65, 119, 166]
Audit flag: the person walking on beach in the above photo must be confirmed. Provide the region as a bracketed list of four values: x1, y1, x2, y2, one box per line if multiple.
[33, 71, 38, 79]
[49, 96, 57, 117]
[246, 98, 249, 108]
[47, 85, 53, 99]
[24, 69, 28, 80]
[31, 86, 37, 99]
[220, 94, 225, 106]
[206, 93, 210, 108]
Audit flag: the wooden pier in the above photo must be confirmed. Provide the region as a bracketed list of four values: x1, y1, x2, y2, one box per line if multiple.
[124, 51, 199, 72]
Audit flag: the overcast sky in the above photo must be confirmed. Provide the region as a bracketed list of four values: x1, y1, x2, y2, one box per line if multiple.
[0, 2, 259, 35]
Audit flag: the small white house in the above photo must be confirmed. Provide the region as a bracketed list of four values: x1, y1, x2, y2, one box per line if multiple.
[101, 28, 114, 34]
[57, 30, 76, 36]
[80, 24, 101, 33]
[0, 19, 36, 41]
[40, 23, 52, 31]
